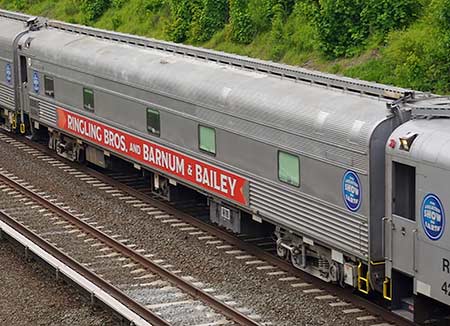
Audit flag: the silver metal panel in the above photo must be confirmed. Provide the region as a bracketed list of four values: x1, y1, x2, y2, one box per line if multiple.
[413, 164, 450, 306]
[415, 240, 450, 305]
[249, 179, 369, 259]
[0, 15, 24, 55]
[0, 83, 15, 109]
[33, 97, 57, 127]
[387, 119, 450, 169]
[389, 216, 416, 276]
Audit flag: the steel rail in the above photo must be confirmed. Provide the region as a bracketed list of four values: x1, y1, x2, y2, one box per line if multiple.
[0, 208, 168, 326]
[82, 165, 418, 326]
[0, 9, 412, 100]
[0, 171, 260, 326]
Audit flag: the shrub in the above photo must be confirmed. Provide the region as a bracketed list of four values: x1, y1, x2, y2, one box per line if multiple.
[361, 0, 421, 35]
[312, 0, 422, 58]
[80, 0, 111, 22]
[269, 4, 285, 60]
[144, 0, 164, 12]
[313, 0, 367, 58]
[166, 0, 192, 42]
[229, 0, 256, 44]
[191, 0, 228, 42]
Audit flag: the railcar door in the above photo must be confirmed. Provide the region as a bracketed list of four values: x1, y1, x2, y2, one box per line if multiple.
[387, 161, 417, 276]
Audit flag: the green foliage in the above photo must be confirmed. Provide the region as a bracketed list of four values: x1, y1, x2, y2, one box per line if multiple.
[282, 1, 318, 55]
[229, 0, 256, 44]
[311, 0, 422, 58]
[346, 0, 450, 93]
[191, 0, 228, 42]
[246, 0, 295, 34]
[80, 0, 111, 22]
[144, 0, 164, 11]
[111, 0, 125, 9]
[361, 0, 421, 35]
[166, 0, 192, 42]
[4, 0, 450, 93]
[167, 0, 226, 43]
[13, 0, 27, 10]
[269, 4, 286, 60]
[248, 0, 274, 32]
[313, 0, 367, 57]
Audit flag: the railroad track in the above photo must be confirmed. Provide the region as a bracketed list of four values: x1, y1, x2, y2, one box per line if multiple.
[0, 130, 416, 326]
[0, 168, 263, 326]
[101, 169, 277, 254]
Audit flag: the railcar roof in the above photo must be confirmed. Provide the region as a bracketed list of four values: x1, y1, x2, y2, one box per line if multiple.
[0, 17, 26, 50]
[25, 27, 392, 150]
[389, 119, 450, 170]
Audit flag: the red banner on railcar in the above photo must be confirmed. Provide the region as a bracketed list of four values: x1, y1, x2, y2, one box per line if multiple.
[57, 108, 248, 205]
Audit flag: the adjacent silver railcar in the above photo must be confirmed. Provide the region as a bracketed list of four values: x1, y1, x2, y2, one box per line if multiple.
[0, 16, 25, 123]
[1, 10, 450, 324]
[385, 105, 450, 322]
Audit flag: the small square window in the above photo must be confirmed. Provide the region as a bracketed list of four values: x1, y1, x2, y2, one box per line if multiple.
[44, 76, 54, 98]
[199, 125, 216, 155]
[83, 88, 94, 111]
[147, 108, 160, 135]
[278, 151, 300, 187]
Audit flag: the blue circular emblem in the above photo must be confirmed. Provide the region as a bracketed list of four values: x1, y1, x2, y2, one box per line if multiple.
[32, 71, 40, 93]
[5, 63, 12, 84]
[342, 170, 362, 212]
[422, 194, 445, 241]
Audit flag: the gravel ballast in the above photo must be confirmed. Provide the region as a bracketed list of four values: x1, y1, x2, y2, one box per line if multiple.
[0, 135, 385, 326]
[0, 241, 114, 326]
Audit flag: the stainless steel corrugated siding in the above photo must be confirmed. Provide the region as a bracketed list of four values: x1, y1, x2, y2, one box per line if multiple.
[0, 83, 14, 109]
[34, 97, 57, 126]
[249, 180, 369, 259]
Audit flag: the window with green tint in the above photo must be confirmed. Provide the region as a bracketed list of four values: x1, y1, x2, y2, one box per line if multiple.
[147, 108, 160, 136]
[199, 126, 216, 155]
[278, 151, 300, 187]
[83, 88, 94, 111]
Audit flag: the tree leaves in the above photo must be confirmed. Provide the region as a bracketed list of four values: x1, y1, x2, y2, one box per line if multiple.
[80, 0, 111, 22]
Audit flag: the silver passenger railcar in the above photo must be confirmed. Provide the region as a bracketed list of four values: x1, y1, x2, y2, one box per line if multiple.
[1, 10, 450, 324]
[385, 103, 450, 322]
[0, 15, 27, 126]
[15, 16, 398, 291]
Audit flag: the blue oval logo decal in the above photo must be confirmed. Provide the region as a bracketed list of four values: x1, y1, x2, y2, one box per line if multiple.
[422, 193, 445, 241]
[5, 63, 12, 84]
[342, 170, 362, 212]
[32, 71, 40, 93]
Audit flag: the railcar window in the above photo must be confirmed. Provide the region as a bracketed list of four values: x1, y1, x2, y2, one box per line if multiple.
[44, 76, 54, 98]
[278, 151, 300, 187]
[83, 88, 94, 111]
[147, 108, 160, 136]
[199, 126, 216, 155]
